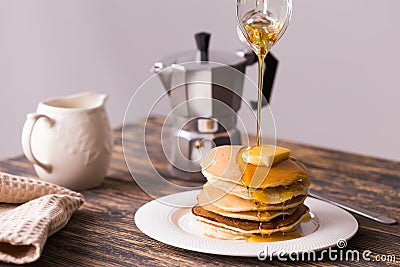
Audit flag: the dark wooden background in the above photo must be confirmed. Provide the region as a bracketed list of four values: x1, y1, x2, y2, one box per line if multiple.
[0, 117, 399, 266]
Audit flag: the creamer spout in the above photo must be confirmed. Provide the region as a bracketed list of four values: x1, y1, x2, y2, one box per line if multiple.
[80, 91, 107, 108]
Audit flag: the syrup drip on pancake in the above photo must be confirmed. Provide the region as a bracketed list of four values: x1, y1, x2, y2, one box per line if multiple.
[236, 145, 301, 240]
[256, 207, 262, 233]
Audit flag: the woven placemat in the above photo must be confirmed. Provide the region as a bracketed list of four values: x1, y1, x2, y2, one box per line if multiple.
[0, 172, 84, 264]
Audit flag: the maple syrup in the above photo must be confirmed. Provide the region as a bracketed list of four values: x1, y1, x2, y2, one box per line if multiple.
[247, 232, 303, 243]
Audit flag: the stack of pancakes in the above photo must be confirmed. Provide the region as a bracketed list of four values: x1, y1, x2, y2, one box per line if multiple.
[191, 145, 310, 240]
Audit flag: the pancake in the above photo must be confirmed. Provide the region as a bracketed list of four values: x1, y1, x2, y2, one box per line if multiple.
[201, 145, 307, 188]
[194, 144, 310, 240]
[204, 176, 310, 204]
[200, 202, 298, 222]
[192, 204, 309, 237]
[198, 185, 306, 212]
[195, 220, 250, 240]
[194, 216, 304, 240]
[201, 145, 243, 184]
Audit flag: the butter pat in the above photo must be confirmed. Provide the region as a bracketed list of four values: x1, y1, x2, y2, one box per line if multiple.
[242, 145, 291, 167]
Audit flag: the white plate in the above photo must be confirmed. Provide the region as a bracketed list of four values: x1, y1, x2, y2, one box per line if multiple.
[135, 190, 358, 257]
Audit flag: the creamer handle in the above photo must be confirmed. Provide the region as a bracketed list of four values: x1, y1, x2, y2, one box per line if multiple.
[21, 113, 54, 173]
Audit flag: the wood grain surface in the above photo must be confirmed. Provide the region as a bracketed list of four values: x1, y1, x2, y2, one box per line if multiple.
[0, 117, 399, 266]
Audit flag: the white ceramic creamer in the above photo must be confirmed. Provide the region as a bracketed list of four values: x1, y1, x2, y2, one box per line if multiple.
[21, 92, 112, 190]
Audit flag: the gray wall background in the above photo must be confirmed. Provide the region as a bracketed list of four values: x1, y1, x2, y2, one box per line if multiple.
[1, 0, 399, 161]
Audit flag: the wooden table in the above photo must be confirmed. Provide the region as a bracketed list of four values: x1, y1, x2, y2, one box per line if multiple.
[0, 117, 399, 266]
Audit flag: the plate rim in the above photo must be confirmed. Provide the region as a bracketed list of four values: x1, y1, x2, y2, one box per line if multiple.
[135, 189, 359, 257]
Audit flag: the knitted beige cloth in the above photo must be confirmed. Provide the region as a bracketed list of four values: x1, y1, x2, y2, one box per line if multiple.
[0, 172, 84, 264]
